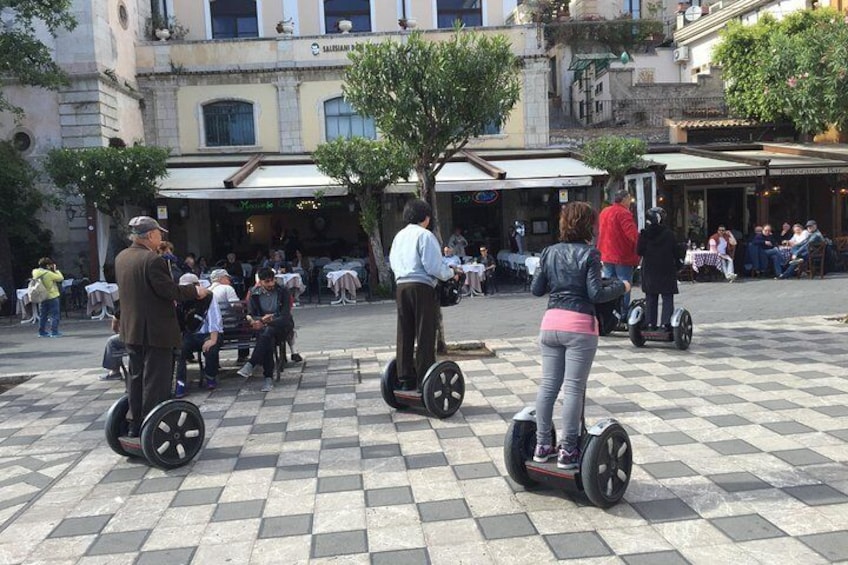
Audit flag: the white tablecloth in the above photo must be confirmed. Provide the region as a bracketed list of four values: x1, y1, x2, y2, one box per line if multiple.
[15, 288, 31, 315]
[85, 282, 119, 316]
[326, 270, 361, 298]
[525, 256, 541, 275]
[462, 264, 486, 295]
[275, 273, 305, 292]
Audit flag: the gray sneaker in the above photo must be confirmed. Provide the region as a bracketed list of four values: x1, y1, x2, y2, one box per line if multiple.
[261, 377, 274, 392]
[237, 362, 254, 378]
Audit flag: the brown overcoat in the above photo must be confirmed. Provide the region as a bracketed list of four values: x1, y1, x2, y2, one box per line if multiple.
[115, 242, 198, 348]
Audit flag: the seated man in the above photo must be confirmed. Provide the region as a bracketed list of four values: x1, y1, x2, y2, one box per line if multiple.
[758, 224, 786, 276]
[209, 268, 249, 363]
[100, 333, 126, 381]
[745, 225, 764, 275]
[175, 273, 222, 396]
[778, 220, 825, 279]
[442, 246, 462, 269]
[237, 267, 297, 392]
[478, 245, 497, 295]
[709, 225, 738, 282]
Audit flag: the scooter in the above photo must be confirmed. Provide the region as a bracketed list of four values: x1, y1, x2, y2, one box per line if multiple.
[104, 395, 205, 470]
[504, 407, 632, 508]
[627, 300, 693, 350]
[380, 358, 465, 419]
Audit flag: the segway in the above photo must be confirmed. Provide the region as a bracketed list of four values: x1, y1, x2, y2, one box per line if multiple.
[105, 395, 205, 469]
[504, 407, 632, 508]
[380, 357, 465, 419]
[627, 300, 693, 350]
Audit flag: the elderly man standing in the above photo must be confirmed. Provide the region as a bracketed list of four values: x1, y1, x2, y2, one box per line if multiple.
[597, 189, 639, 317]
[115, 216, 208, 437]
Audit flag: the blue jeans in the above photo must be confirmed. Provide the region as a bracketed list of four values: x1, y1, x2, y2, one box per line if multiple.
[764, 247, 786, 276]
[38, 297, 60, 335]
[601, 264, 633, 314]
[779, 245, 809, 278]
[535, 330, 598, 451]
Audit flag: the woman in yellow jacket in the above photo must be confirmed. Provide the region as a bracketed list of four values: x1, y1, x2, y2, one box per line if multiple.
[32, 257, 65, 337]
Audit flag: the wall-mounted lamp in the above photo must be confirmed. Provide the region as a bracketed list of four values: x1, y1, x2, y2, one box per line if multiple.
[179, 204, 190, 219]
[246, 220, 255, 234]
[541, 192, 550, 204]
[348, 201, 356, 213]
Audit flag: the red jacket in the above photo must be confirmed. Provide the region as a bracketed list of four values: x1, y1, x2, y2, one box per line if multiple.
[597, 202, 639, 266]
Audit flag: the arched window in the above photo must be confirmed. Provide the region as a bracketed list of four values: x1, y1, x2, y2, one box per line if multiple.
[437, 0, 482, 28]
[211, 0, 259, 39]
[203, 101, 256, 147]
[324, 0, 371, 33]
[324, 97, 376, 140]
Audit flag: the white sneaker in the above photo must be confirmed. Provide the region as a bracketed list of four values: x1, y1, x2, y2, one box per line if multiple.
[727, 273, 737, 282]
[261, 377, 274, 392]
[237, 362, 254, 378]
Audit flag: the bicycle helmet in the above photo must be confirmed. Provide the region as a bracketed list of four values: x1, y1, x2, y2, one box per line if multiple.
[646, 206, 666, 226]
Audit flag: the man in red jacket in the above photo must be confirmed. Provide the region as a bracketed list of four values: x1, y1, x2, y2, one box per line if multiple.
[597, 189, 639, 317]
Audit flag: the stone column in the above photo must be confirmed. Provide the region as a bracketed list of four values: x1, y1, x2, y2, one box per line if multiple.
[522, 57, 550, 149]
[276, 76, 303, 153]
[144, 84, 180, 153]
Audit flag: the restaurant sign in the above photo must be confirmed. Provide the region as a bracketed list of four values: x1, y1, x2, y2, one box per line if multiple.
[235, 199, 345, 212]
[453, 191, 500, 206]
[665, 168, 766, 181]
[769, 166, 848, 176]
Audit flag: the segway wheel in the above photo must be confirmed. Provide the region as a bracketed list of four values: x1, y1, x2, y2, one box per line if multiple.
[581, 423, 632, 508]
[104, 395, 131, 457]
[628, 306, 646, 347]
[673, 310, 693, 350]
[504, 419, 537, 487]
[140, 400, 205, 470]
[380, 358, 404, 409]
[422, 361, 464, 419]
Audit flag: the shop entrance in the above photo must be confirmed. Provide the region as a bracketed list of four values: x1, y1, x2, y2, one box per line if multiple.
[685, 186, 752, 244]
[450, 191, 503, 256]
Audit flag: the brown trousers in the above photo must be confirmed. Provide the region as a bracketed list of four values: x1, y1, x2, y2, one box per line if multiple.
[126, 344, 174, 427]
[396, 282, 438, 386]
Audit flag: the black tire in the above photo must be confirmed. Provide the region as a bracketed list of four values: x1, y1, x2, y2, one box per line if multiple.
[580, 423, 632, 508]
[628, 306, 646, 347]
[104, 395, 131, 457]
[673, 309, 693, 350]
[421, 361, 464, 419]
[380, 358, 404, 409]
[504, 419, 537, 487]
[140, 400, 205, 470]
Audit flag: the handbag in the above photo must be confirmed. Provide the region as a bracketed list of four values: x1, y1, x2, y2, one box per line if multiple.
[27, 273, 49, 304]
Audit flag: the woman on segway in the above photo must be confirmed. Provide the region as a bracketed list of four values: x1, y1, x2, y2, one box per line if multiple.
[530, 203, 628, 469]
[636, 207, 681, 331]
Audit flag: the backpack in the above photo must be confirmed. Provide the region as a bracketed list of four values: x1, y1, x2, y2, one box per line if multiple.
[438, 277, 463, 307]
[595, 279, 624, 336]
[27, 273, 49, 304]
[177, 295, 213, 333]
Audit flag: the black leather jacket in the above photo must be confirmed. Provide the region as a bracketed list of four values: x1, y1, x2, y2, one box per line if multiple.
[531, 242, 626, 315]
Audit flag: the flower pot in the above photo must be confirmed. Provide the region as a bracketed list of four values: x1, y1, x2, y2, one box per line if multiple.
[338, 19, 353, 33]
[155, 28, 171, 41]
[405, 18, 417, 29]
[276, 20, 294, 35]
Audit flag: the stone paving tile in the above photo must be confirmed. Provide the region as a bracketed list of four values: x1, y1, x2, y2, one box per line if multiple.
[0, 315, 846, 562]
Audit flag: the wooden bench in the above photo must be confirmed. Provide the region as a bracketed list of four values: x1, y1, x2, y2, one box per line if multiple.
[195, 302, 287, 385]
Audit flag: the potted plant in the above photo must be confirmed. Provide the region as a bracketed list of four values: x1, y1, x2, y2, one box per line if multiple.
[276, 18, 294, 35]
[398, 17, 417, 30]
[337, 18, 353, 33]
[155, 27, 171, 41]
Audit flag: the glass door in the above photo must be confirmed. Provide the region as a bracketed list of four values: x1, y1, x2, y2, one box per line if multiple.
[624, 172, 657, 230]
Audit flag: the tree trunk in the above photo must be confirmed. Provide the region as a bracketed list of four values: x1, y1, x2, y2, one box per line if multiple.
[417, 166, 444, 244]
[367, 225, 392, 289]
[0, 222, 14, 316]
[604, 176, 619, 204]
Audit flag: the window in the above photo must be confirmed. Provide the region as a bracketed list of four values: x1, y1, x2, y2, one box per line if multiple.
[437, 0, 482, 28]
[118, 1, 129, 29]
[203, 101, 256, 146]
[480, 120, 501, 135]
[324, 0, 371, 33]
[12, 131, 33, 153]
[211, 0, 258, 39]
[324, 97, 376, 140]
[623, 0, 640, 19]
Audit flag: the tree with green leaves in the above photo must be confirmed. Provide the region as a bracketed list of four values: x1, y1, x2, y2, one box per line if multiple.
[714, 8, 848, 137]
[343, 28, 521, 242]
[44, 145, 171, 230]
[0, 0, 77, 117]
[313, 137, 412, 290]
[0, 141, 57, 301]
[580, 136, 647, 201]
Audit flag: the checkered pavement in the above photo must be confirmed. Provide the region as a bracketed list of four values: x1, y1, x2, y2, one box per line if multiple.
[0, 315, 846, 564]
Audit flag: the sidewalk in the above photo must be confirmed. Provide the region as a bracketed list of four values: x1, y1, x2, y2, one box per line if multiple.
[0, 315, 846, 563]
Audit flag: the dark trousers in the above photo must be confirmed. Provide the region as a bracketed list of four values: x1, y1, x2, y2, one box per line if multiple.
[177, 333, 220, 382]
[249, 323, 291, 378]
[646, 293, 674, 327]
[126, 344, 174, 428]
[396, 283, 438, 386]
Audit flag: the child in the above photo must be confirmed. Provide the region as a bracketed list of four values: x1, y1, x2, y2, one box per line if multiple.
[636, 207, 680, 330]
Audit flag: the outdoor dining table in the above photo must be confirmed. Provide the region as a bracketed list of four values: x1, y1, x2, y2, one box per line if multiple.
[326, 270, 361, 305]
[462, 263, 486, 296]
[15, 288, 38, 324]
[684, 250, 725, 273]
[275, 272, 306, 303]
[85, 282, 119, 320]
